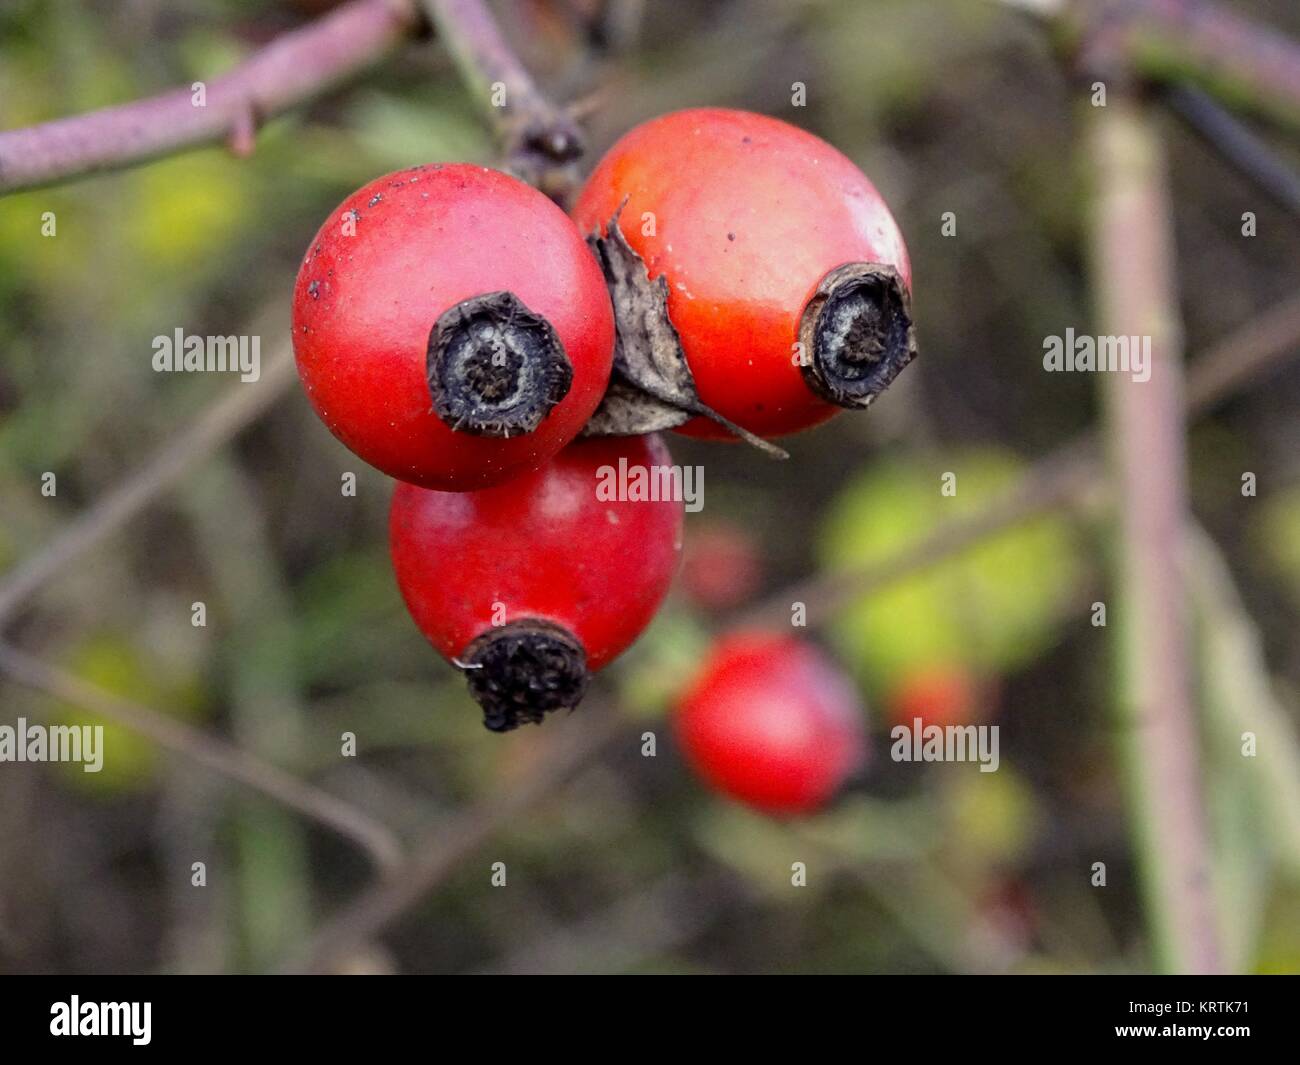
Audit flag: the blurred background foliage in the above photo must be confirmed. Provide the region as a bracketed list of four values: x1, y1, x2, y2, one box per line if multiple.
[0, 0, 1298, 974]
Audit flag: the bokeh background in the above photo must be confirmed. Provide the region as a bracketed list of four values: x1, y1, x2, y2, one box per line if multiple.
[0, 0, 1298, 974]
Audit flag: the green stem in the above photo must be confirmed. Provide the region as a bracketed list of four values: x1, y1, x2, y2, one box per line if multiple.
[1089, 95, 1223, 973]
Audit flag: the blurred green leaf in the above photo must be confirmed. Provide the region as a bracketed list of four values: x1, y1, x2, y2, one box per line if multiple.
[125, 151, 252, 274]
[1252, 484, 1300, 608]
[1190, 525, 1300, 878]
[817, 447, 1083, 696]
[944, 766, 1040, 867]
[48, 633, 208, 795]
[344, 91, 490, 173]
[615, 606, 711, 718]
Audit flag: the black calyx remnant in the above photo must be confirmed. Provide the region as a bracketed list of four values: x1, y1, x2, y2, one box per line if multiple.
[462, 619, 590, 733]
[580, 210, 788, 460]
[428, 291, 572, 437]
[799, 263, 917, 409]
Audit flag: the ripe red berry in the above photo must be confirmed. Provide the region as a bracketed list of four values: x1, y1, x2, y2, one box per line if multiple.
[573, 108, 914, 440]
[680, 521, 762, 612]
[293, 163, 615, 491]
[675, 631, 867, 814]
[887, 665, 983, 731]
[389, 434, 683, 730]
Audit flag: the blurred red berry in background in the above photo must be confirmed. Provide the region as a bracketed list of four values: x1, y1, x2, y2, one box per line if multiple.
[887, 664, 988, 731]
[675, 631, 867, 814]
[680, 521, 763, 612]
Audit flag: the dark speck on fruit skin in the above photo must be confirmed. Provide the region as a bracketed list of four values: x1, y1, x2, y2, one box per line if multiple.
[369, 194, 382, 207]
[727, 232, 735, 241]
[742, 136, 751, 144]
[308, 280, 320, 300]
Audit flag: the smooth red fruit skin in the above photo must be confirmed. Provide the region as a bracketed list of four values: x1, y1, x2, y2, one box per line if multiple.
[572, 108, 911, 439]
[389, 434, 683, 670]
[293, 164, 614, 491]
[675, 632, 867, 815]
[888, 666, 980, 731]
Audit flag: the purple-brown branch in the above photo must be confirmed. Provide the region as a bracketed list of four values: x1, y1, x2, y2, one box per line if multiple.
[1001, 1, 1300, 127]
[420, 0, 585, 195]
[1084, 0, 1300, 122]
[5, 0, 1298, 197]
[0, 0, 423, 194]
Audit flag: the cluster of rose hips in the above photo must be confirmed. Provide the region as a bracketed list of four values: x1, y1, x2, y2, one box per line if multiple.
[291, 108, 914, 812]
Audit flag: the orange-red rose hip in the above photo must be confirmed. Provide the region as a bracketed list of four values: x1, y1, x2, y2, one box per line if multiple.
[573, 108, 915, 440]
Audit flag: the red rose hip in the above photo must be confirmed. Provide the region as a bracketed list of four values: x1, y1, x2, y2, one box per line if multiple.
[680, 520, 762, 612]
[573, 108, 915, 440]
[390, 434, 683, 731]
[675, 631, 867, 814]
[294, 163, 615, 491]
[887, 664, 983, 731]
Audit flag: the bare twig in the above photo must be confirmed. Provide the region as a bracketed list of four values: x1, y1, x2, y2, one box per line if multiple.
[473, 872, 741, 974]
[1091, 95, 1221, 973]
[1185, 290, 1300, 411]
[0, 344, 297, 631]
[0, 642, 403, 873]
[0, 0, 586, 201]
[994, 0, 1300, 128]
[0, 0, 423, 195]
[1162, 84, 1300, 217]
[1081, 0, 1300, 127]
[419, 0, 585, 195]
[279, 703, 626, 973]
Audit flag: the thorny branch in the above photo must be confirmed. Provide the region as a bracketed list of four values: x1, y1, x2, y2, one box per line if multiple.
[0, 0, 587, 199]
[2, 0, 1298, 197]
[0, 0, 423, 195]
